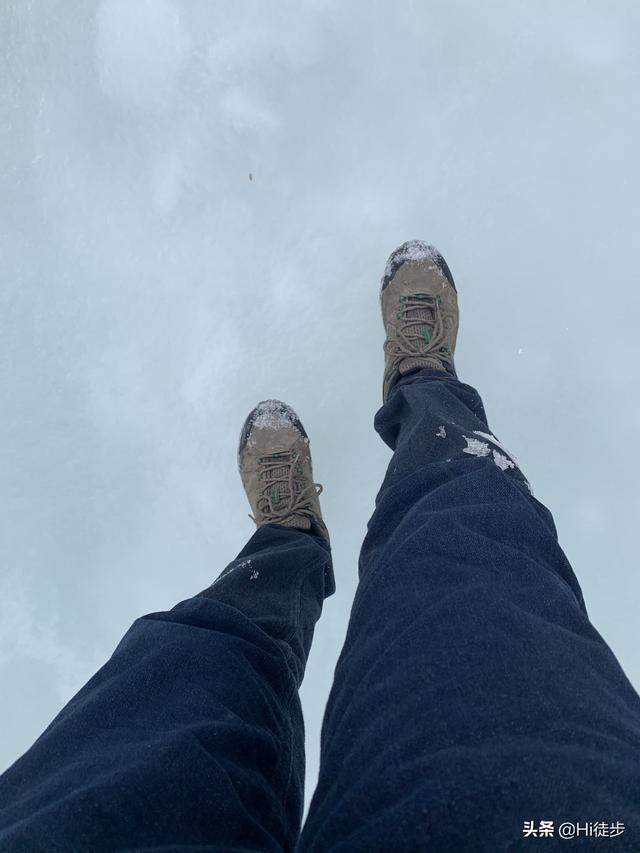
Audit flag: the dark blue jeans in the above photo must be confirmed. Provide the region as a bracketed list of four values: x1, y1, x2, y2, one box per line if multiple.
[1, 371, 639, 851]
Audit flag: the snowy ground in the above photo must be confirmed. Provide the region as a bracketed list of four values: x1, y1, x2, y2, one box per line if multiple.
[2, 0, 639, 805]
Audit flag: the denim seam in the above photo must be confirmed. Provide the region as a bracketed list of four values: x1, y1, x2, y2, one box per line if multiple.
[278, 551, 327, 844]
[282, 567, 313, 839]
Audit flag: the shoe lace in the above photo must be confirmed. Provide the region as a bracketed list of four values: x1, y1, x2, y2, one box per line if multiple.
[250, 450, 323, 525]
[387, 293, 453, 367]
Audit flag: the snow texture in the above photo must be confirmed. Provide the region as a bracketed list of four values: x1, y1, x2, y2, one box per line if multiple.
[492, 450, 515, 471]
[381, 240, 442, 291]
[1, 0, 639, 812]
[463, 437, 492, 458]
[464, 434, 518, 474]
[473, 431, 520, 467]
[252, 401, 298, 431]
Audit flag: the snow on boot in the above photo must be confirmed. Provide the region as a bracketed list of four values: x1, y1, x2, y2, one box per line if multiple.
[381, 240, 459, 403]
[238, 399, 328, 541]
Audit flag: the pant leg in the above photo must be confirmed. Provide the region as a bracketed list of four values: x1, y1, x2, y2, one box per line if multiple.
[300, 369, 640, 852]
[0, 523, 333, 852]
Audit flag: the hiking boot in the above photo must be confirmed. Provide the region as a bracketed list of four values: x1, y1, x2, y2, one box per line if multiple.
[381, 240, 459, 403]
[238, 399, 328, 540]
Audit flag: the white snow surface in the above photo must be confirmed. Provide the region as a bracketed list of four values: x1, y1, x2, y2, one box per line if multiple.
[2, 0, 640, 810]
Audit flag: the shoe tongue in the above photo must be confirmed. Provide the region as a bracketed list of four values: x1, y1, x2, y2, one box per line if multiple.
[269, 462, 289, 482]
[266, 463, 293, 506]
[412, 302, 435, 353]
[263, 469, 312, 532]
[262, 466, 312, 531]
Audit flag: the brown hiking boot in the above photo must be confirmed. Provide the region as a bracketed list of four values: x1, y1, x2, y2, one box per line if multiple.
[381, 240, 459, 403]
[238, 400, 328, 541]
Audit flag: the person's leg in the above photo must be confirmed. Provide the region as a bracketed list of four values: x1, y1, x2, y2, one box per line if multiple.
[300, 245, 640, 851]
[0, 402, 333, 852]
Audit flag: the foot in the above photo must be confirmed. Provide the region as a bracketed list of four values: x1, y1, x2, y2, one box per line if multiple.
[238, 400, 328, 540]
[381, 240, 459, 403]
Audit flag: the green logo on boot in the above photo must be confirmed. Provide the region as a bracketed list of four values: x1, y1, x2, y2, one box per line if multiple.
[421, 327, 433, 349]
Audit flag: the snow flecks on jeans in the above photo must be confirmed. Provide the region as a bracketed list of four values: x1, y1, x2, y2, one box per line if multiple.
[463, 434, 517, 475]
[213, 557, 252, 586]
[472, 430, 520, 467]
[492, 450, 515, 471]
[249, 570, 260, 580]
[462, 436, 491, 458]
[436, 425, 447, 439]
